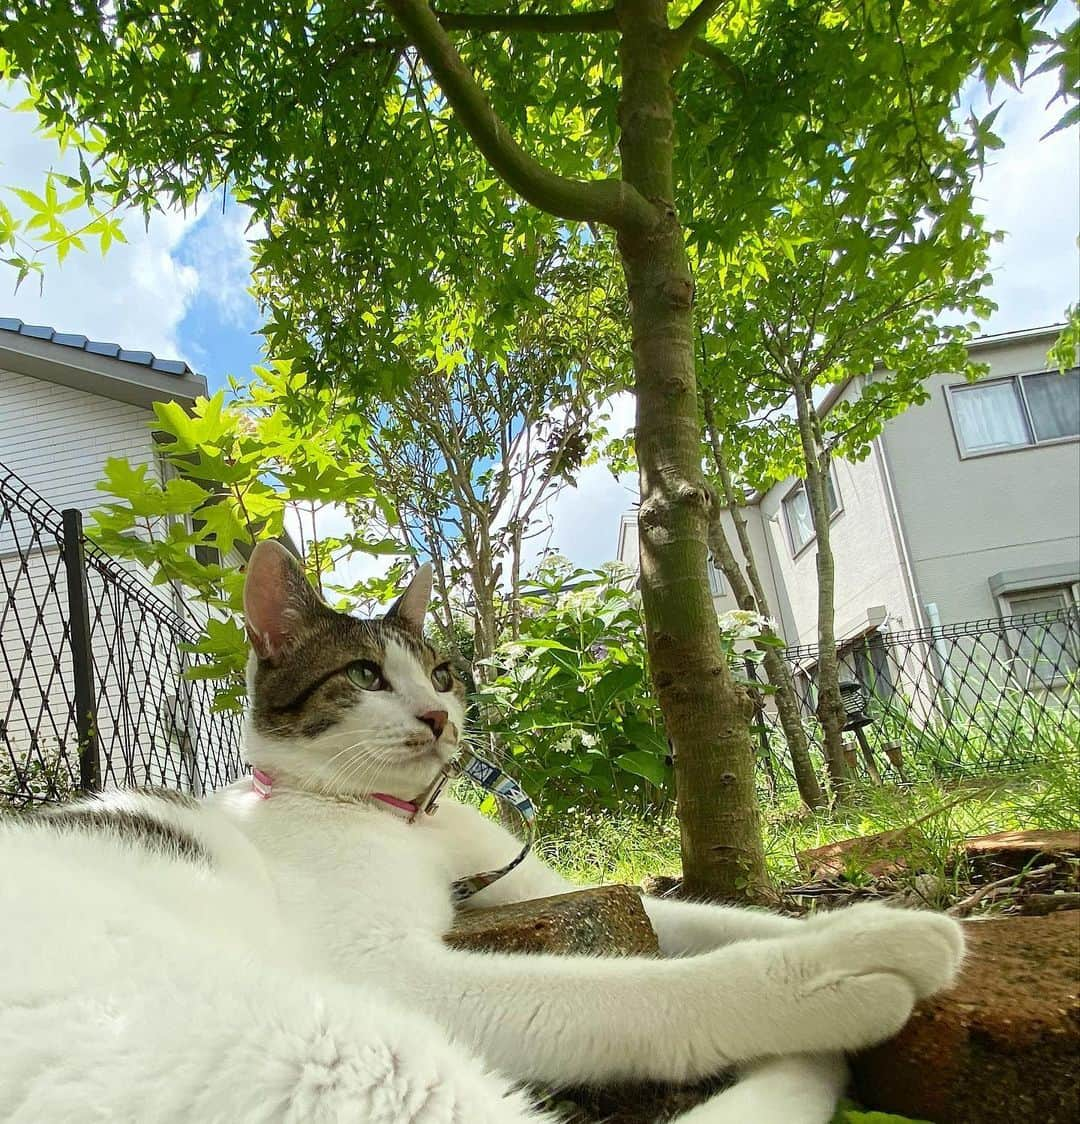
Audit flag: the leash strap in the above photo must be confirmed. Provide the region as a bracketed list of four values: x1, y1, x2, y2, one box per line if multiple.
[251, 749, 536, 905]
[447, 751, 536, 904]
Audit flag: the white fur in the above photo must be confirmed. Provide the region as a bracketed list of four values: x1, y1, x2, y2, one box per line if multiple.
[0, 630, 965, 1122]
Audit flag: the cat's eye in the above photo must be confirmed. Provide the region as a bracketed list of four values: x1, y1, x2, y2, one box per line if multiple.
[346, 660, 386, 691]
[431, 664, 454, 693]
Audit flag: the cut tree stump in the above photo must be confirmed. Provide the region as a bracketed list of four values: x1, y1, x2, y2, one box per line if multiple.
[447, 884, 658, 956]
[963, 829, 1080, 882]
[447, 886, 724, 1121]
[853, 911, 1080, 1123]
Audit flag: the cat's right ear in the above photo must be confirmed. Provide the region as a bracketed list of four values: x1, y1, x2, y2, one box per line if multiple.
[243, 540, 324, 662]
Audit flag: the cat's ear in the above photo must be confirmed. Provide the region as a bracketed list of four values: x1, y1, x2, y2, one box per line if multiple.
[243, 540, 325, 661]
[386, 563, 433, 634]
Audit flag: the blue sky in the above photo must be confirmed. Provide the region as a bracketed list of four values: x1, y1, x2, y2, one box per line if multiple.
[1, 52, 1077, 570]
[171, 197, 264, 393]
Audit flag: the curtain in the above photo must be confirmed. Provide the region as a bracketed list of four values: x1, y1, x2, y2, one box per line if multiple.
[1023, 369, 1080, 442]
[784, 486, 815, 551]
[952, 382, 1029, 452]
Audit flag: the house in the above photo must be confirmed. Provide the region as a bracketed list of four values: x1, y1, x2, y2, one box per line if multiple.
[617, 324, 1080, 650]
[0, 318, 241, 801]
[0, 316, 207, 520]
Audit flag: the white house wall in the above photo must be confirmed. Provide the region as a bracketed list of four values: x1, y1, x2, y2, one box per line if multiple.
[0, 364, 197, 796]
[881, 332, 1080, 624]
[0, 365, 160, 537]
[755, 391, 919, 647]
[704, 504, 791, 624]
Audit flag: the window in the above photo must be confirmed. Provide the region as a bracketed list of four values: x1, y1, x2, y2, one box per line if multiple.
[1003, 586, 1079, 686]
[782, 472, 841, 555]
[948, 368, 1080, 457]
[1005, 586, 1075, 617]
[706, 559, 726, 596]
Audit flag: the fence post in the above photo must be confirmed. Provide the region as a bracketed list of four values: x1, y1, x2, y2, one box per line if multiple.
[61, 508, 101, 793]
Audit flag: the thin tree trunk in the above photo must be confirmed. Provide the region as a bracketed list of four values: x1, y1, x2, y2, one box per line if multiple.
[509, 521, 523, 640]
[701, 395, 824, 809]
[701, 458, 824, 809]
[383, 0, 769, 900]
[791, 378, 849, 795]
[617, 0, 767, 901]
[704, 497, 825, 811]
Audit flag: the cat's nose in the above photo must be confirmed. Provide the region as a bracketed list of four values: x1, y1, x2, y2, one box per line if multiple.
[418, 709, 448, 738]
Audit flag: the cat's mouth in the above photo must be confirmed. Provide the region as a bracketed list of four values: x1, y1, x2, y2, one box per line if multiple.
[400, 737, 455, 760]
[401, 721, 458, 759]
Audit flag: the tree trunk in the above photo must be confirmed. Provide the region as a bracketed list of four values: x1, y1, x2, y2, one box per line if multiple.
[382, 0, 770, 900]
[791, 379, 849, 796]
[616, 0, 767, 900]
[704, 497, 825, 811]
[701, 399, 825, 810]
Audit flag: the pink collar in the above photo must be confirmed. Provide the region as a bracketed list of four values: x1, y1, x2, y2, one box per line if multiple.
[251, 768, 419, 819]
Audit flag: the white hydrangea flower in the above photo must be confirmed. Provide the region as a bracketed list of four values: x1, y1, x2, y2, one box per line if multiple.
[716, 608, 777, 641]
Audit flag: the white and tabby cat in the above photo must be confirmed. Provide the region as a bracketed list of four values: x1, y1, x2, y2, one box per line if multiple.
[0, 541, 964, 1123]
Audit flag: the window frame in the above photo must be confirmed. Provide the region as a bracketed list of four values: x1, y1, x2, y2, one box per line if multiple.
[1001, 583, 1078, 619]
[781, 470, 843, 559]
[945, 367, 1080, 460]
[997, 584, 1080, 688]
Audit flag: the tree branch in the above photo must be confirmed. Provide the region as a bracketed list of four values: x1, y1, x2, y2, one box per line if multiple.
[434, 7, 618, 33]
[431, 4, 742, 86]
[381, 0, 657, 230]
[688, 38, 745, 87]
[669, 0, 726, 65]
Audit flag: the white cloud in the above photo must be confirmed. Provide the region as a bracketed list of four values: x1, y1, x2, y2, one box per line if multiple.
[0, 98, 204, 361]
[970, 66, 1079, 332]
[520, 392, 637, 571]
[283, 503, 399, 603]
[178, 203, 263, 332]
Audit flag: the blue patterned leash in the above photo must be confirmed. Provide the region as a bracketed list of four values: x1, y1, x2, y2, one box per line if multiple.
[412, 750, 536, 904]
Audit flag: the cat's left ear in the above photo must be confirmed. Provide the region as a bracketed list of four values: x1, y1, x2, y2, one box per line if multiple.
[386, 563, 433, 633]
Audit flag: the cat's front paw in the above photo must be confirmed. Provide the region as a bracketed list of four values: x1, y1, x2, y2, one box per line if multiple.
[806, 902, 965, 1000]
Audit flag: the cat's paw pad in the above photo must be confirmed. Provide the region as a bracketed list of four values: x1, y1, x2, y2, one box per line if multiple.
[808, 903, 965, 999]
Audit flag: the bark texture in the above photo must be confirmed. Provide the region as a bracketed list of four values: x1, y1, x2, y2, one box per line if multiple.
[615, 0, 767, 899]
[702, 398, 825, 810]
[791, 380, 849, 795]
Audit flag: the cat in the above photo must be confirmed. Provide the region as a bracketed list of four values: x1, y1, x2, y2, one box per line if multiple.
[0, 540, 965, 1123]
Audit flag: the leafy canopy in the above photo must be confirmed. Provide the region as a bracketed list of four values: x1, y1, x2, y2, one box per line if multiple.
[1, 0, 1060, 387]
[90, 363, 392, 709]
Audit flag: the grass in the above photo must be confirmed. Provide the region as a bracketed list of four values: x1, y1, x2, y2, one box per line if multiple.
[540, 744, 1078, 891]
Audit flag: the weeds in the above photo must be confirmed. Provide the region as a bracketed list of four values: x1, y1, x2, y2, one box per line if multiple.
[542, 743, 1077, 890]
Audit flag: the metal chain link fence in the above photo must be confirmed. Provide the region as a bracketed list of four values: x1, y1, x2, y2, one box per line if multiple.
[1, 463, 244, 806]
[751, 608, 1079, 800]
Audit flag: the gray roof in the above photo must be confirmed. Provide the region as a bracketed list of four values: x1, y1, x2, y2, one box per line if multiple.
[0, 316, 193, 376]
[0, 315, 207, 408]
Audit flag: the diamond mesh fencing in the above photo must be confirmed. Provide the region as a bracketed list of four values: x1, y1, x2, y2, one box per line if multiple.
[1, 463, 244, 807]
[751, 608, 1079, 800]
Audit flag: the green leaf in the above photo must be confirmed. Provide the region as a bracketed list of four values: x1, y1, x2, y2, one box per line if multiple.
[614, 750, 670, 787]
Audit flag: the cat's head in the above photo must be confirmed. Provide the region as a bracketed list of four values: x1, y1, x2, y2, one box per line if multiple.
[242, 540, 467, 800]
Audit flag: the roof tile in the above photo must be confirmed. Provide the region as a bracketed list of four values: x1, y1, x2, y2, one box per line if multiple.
[0, 316, 194, 377]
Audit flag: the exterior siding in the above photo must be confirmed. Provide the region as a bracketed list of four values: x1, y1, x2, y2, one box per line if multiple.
[0, 365, 159, 537]
[755, 434, 917, 646]
[882, 333, 1080, 624]
[703, 503, 789, 624]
